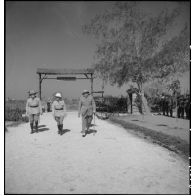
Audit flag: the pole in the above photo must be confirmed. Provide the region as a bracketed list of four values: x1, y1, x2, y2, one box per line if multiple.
[39, 73, 42, 100]
[129, 93, 133, 114]
[91, 74, 93, 95]
[93, 112, 96, 136]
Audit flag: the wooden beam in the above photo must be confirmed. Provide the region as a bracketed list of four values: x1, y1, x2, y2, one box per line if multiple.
[92, 91, 104, 93]
[84, 73, 89, 79]
[44, 77, 90, 80]
[37, 68, 94, 75]
[40, 74, 47, 82]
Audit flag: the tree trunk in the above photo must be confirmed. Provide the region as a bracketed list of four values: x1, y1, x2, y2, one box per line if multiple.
[137, 82, 151, 115]
[140, 89, 151, 115]
[127, 92, 133, 114]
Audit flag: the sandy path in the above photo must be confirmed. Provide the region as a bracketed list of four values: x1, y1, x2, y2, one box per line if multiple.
[5, 112, 189, 194]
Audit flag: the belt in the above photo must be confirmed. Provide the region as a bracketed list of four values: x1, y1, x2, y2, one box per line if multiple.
[30, 105, 38, 108]
[55, 108, 63, 110]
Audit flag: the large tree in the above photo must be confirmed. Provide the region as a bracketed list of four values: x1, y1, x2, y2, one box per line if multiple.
[149, 23, 190, 81]
[145, 23, 190, 98]
[83, 2, 184, 112]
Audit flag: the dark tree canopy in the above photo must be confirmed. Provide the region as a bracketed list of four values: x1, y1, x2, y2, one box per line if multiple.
[83, 1, 183, 92]
[152, 24, 190, 80]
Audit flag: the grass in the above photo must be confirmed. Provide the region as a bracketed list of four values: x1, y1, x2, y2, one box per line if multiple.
[5, 99, 78, 121]
[5, 100, 29, 132]
[6, 121, 24, 127]
[5, 100, 28, 122]
[109, 116, 189, 160]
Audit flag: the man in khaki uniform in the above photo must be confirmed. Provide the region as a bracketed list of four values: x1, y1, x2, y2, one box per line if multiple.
[78, 90, 96, 137]
[26, 90, 42, 134]
[52, 92, 67, 135]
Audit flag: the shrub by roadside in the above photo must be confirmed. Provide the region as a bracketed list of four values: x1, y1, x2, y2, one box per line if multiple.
[5, 100, 29, 132]
[6, 100, 26, 121]
[6, 107, 24, 121]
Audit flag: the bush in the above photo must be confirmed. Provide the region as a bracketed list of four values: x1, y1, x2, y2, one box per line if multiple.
[5, 100, 26, 121]
[5, 108, 24, 121]
[95, 96, 127, 113]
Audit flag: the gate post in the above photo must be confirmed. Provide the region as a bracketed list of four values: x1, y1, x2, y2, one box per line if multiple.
[39, 73, 42, 100]
[91, 73, 93, 95]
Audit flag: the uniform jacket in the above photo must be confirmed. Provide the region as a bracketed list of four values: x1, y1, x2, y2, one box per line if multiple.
[78, 95, 96, 117]
[26, 97, 42, 115]
[52, 100, 66, 117]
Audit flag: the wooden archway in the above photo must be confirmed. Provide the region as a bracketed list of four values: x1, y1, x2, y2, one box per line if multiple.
[36, 68, 94, 100]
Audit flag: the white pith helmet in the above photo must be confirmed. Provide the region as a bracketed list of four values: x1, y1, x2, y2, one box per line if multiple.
[55, 93, 62, 98]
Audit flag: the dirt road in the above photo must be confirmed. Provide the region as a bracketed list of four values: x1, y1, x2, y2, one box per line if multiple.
[5, 112, 189, 194]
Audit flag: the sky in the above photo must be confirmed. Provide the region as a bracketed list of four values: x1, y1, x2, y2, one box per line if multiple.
[5, 1, 190, 100]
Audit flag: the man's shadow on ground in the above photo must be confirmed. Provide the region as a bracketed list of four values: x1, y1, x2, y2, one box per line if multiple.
[36, 125, 71, 135]
[60, 129, 71, 135]
[86, 128, 97, 136]
[85, 123, 97, 135]
[89, 124, 97, 127]
[36, 125, 50, 133]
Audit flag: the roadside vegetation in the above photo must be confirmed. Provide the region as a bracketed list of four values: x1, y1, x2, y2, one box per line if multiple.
[109, 116, 189, 160]
[6, 100, 27, 121]
[5, 100, 28, 130]
[83, 1, 189, 112]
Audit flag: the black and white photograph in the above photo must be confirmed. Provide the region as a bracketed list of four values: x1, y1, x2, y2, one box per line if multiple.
[5, 1, 190, 194]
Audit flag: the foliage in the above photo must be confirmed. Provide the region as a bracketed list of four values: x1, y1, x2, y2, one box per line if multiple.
[167, 80, 181, 96]
[83, 1, 180, 91]
[147, 24, 190, 81]
[94, 96, 127, 113]
[5, 100, 27, 121]
[147, 96, 162, 112]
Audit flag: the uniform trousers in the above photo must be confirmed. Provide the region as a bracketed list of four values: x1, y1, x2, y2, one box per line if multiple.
[54, 116, 65, 125]
[82, 115, 93, 131]
[29, 114, 40, 123]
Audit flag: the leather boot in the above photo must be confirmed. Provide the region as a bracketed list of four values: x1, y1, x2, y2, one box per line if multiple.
[30, 123, 34, 134]
[57, 125, 60, 134]
[60, 124, 63, 135]
[82, 129, 86, 137]
[35, 121, 38, 133]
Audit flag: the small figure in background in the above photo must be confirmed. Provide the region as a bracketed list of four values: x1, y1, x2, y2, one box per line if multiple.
[168, 95, 174, 117]
[160, 93, 166, 116]
[47, 98, 51, 112]
[185, 94, 190, 120]
[26, 90, 42, 134]
[164, 95, 169, 116]
[180, 95, 185, 119]
[177, 95, 181, 118]
[52, 92, 67, 135]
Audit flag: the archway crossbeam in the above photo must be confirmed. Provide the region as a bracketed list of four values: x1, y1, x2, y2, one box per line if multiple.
[36, 68, 94, 100]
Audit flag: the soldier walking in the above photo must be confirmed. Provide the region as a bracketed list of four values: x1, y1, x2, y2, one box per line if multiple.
[160, 93, 166, 115]
[177, 95, 181, 118]
[52, 92, 67, 135]
[180, 96, 185, 118]
[177, 95, 185, 118]
[164, 95, 169, 116]
[78, 90, 96, 137]
[47, 98, 51, 112]
[26, 90, 42, 134]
